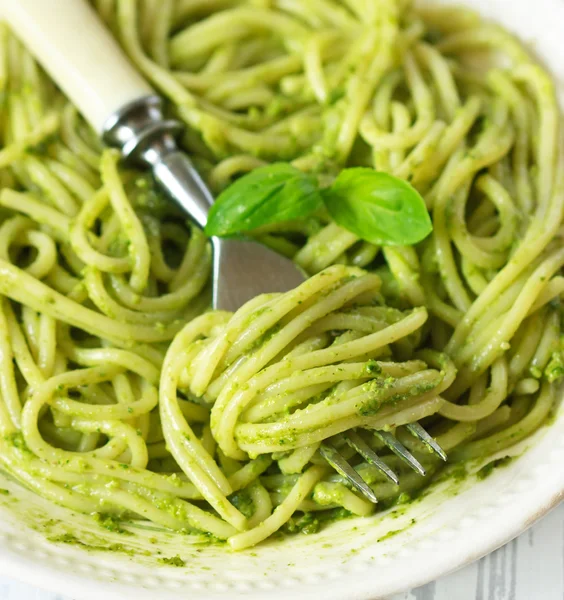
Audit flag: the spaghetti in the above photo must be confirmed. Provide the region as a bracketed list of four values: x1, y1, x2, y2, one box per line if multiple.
[0, 0, 561, 550]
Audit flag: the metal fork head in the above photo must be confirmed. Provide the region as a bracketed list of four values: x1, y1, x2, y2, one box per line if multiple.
[212, 237, 306, 311]
[319, 422, 447, 504]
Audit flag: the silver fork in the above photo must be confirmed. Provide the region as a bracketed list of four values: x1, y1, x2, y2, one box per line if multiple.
[6, 0, 448, 505]
[320, 423, 447, 503]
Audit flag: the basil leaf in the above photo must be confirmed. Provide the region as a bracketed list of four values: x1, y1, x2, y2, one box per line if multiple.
[323, 168, 432, 246]
[205, 163, 322, 237]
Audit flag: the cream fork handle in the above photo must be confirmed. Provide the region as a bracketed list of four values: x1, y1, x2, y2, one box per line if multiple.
[1, 0, 153, 134]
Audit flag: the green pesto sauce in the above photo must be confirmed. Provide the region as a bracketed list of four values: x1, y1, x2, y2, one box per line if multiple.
[365, 359, 382, 375]
[545, 351, 564, 383]
[476, 456, 514, 480]
[229, 489, 255, 518]
[92, 513, 133, 536]
[158, 555, 186, 567]
[377, 519, 416, 543]
[282, 512, 321, 535]
[46, 533, 138, 557]
[270, 508, 354, 542]
[357, 375, 438, 417]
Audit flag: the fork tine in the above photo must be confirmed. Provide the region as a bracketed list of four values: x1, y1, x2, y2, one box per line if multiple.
[406, 422, 447, 461]
[319, 443, 379, 504]
[344, 431, 399, 485]
[374, 431, 427, 476]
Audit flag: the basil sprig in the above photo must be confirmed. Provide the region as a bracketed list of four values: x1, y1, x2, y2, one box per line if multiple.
[204, 163, 432, 246]
[205, 163, 322, 237]
[322, 168, 432, 246]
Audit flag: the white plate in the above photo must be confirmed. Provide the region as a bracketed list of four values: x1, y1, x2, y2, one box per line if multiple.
[1, 0, 564, 598]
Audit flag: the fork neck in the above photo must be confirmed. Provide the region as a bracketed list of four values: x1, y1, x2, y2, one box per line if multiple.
[102, 95, 213, 229]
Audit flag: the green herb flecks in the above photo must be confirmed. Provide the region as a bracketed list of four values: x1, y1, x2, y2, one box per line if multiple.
[476, 456, 513, 480]
[158, 555, 186, 567]
[282, 512, 320, 535]
[229, 489, 255, 519]
[93, 513, 132, 535]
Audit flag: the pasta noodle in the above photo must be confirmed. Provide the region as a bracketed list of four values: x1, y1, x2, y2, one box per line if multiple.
[0, 0, 561, 550]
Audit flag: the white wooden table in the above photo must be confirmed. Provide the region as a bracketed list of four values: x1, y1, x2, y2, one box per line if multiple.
[2, 502, 562, 600]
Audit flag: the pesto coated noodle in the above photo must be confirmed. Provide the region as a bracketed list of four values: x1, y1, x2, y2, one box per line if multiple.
[0, 0, 562, 550]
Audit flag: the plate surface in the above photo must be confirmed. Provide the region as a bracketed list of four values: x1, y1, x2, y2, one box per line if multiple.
[1, 0, 564, 598]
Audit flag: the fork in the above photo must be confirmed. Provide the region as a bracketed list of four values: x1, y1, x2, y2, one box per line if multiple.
[4, 0, 448, 505]
[320, 424, 447, 503]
